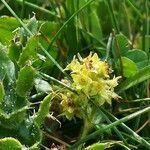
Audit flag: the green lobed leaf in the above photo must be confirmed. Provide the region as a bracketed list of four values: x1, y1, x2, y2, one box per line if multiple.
[125, 49, 148, 69]
[0, 43, 15, 82]
[112, 34, 130, 58]
[18, 36, 38, 67]
[16, 66, 36, 97]
[119, 57, 138, 78]
[116, 65, 150, 94]
[0, 17, 20, 44]
[0, 137, 22, 150]
[8, 41, 22, 63]
[13, 15, 38, 46]
[0, 118, 41, 148]
[26, 15, 38, 35]
[17, 119, 41, 147]
[0, 106, 27, 129]
[34, 94, 52, 126]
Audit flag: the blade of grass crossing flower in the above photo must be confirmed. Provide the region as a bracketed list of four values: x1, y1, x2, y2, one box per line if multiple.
[40, 72, 76, 93]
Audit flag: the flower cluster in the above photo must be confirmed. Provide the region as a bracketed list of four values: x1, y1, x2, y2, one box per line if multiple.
[59, 53, 121, 120]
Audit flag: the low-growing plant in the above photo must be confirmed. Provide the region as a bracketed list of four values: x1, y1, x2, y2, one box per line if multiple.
[0, 0, 150, 150]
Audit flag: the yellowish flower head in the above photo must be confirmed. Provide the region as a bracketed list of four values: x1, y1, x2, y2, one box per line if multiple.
[60, 53, 121, 119]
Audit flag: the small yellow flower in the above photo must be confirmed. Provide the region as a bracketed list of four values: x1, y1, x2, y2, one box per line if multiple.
[60, 52, 121, 119]
[60, 93, 81, 120]
[65, 57, 81, 73]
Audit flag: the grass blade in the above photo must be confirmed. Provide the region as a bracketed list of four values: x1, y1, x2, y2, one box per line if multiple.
[69, 106, 150, 149]
[101, 108, 150, 149]
[47, 0, 96, 51]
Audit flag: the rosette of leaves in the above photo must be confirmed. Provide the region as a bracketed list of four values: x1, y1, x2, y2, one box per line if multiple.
[0, 15, 45, 149]
[0, 14, 62, 149]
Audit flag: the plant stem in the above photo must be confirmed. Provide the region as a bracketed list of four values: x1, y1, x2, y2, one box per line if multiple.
[91, 100, 130, 148]
[106, 33, 112, 60]
[77, 118, 92, 150]
[121, 98, 150, 103]
[40, 72, 76, 93]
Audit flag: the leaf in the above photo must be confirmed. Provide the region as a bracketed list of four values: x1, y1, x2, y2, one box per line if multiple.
[112, 34, 130, 58]
[64, 0, 78, 53]
[13, 15, 38, 45]
[34, 94, 52, 126]
[125, 49, 148, 69]
[8, 42, 22, 63]
[34, 78, 52, 94]
[116, 65, 150, 94]
[0, 17, 20, 44]
[0, 43, 15, 82]
[86, 143, 105, 150]
[26, 15, 38, 35]
[18, 36, 38, 67]
[144, 35, 150, 54]
[119, 57, 138, 78]
[0, 137, 22, 150]
[16, 66, 36, 97]
[0, 118, 41, 148]
[17, 119, 41, 147]
[0, 106, 27, 129]
[89, 3, 103, 42]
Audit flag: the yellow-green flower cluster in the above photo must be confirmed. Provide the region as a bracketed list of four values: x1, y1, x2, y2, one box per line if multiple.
[60, 53, 121, 120]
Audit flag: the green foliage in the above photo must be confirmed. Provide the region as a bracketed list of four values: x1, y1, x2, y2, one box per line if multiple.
[0, 43, 15, 82]
[119, 57, 138, 78]
[0, 18, 42, 149]
[16, 66, 36, 97]
[0, 0, 150, 149]
[34, 94, 52, 126]
[117, 65, 150, 94]
[0, 137, 22, 150]
[86, 142, 105, 150]
[125, 49, 148, 69]
[18, 36, 38, 67]
[0, 17, 20, 44]
[112, 33, 130, 57]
